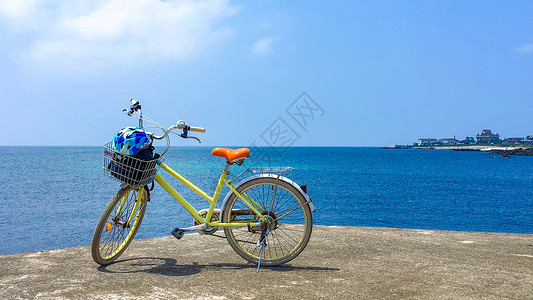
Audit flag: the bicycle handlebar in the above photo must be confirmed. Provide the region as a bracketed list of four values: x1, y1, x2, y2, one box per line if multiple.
[150, 122, 205, 140]
[151, 125, 179, 140]
[189, 126, 206, 133]
[177, 120, 205, 133]
[124, 99, 206, 140]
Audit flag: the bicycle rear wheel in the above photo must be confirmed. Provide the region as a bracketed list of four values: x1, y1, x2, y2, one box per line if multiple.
[222, 177, 313, 266]
[91, 186, 148, 265]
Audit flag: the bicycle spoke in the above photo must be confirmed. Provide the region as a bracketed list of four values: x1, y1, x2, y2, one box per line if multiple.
[274, 202, 307, 223]
[272, 188, 291, 212]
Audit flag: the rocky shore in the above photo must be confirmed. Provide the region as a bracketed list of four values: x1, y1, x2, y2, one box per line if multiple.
[488, 147, 533, 156]
[410, 145, 533, 156]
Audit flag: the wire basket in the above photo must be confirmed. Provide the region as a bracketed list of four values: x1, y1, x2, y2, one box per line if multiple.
[103, 142, 163, 188]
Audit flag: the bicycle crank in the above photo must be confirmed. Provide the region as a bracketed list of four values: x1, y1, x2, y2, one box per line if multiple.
[193, 209, 220, 234]
[171, 223, 209, 240]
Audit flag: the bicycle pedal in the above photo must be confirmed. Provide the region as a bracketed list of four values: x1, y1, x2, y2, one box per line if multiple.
[171, 227, 185, 240]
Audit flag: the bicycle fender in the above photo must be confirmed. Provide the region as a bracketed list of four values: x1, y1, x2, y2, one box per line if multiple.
[220, 174, 315, 218]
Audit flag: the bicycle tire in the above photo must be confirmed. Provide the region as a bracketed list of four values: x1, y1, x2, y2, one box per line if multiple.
[222, 177, 313, 266]
[91, 186, 148, 265]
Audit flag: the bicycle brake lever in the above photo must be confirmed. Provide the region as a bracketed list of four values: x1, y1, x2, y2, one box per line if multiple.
[187, 136, 201, 143]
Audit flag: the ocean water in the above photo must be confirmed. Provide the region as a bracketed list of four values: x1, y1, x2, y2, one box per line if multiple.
[0, 146, 531, 255]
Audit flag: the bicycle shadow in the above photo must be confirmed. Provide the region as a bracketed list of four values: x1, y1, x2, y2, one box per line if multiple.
[96, 257, 339, 277]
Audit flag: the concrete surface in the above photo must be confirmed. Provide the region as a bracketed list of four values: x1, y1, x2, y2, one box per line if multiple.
[0, 225, 532, 299]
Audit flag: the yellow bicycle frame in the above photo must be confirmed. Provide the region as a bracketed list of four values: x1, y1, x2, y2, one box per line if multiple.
[152, 162, 269, 228]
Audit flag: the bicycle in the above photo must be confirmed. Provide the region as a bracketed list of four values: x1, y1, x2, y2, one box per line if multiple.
[91, 99, 315, 269]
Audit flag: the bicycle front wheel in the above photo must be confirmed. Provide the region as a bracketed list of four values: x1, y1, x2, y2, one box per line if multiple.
[222, 177, 313, 266]
[91, 186, 148, 265]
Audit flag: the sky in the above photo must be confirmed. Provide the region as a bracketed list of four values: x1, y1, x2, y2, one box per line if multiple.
[1, 0, 532, 147]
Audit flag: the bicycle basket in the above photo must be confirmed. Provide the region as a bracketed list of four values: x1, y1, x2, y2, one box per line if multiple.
[103, 142, 163, 187]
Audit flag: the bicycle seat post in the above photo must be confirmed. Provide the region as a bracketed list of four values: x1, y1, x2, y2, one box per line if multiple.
[222, 162, 231, 175]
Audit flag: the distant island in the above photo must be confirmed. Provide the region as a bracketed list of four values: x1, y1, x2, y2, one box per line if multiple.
[383, 129, 533, 156]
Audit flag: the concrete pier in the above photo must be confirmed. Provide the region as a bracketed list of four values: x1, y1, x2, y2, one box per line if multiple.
[1, 225, 531, 299]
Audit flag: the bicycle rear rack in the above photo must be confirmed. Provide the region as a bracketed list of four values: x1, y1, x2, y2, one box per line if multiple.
[231, 167, 294, 182]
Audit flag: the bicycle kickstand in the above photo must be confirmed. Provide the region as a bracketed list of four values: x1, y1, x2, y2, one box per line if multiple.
[256, 227, 270, 272]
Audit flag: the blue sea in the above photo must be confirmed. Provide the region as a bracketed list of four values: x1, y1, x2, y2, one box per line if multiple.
[0, 146, 532, 255]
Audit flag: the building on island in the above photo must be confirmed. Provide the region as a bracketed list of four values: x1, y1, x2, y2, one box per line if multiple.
[411, 131, 531, 147]
[476, 129, 500, 144]
[415, 138, 438, 146]
[439, 138, 458, 145]
[460, 137, 476, 144]
[502, 138, 524, 145]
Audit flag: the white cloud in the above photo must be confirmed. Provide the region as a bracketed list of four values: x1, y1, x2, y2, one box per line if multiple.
[0, 0, 239, 70]
[0, 0, 37, 19]
[516, 44, 533, 54]
[252, 36, 278, 55]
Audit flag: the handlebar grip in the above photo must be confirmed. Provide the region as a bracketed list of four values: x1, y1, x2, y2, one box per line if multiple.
[189, 126, 206, 133]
